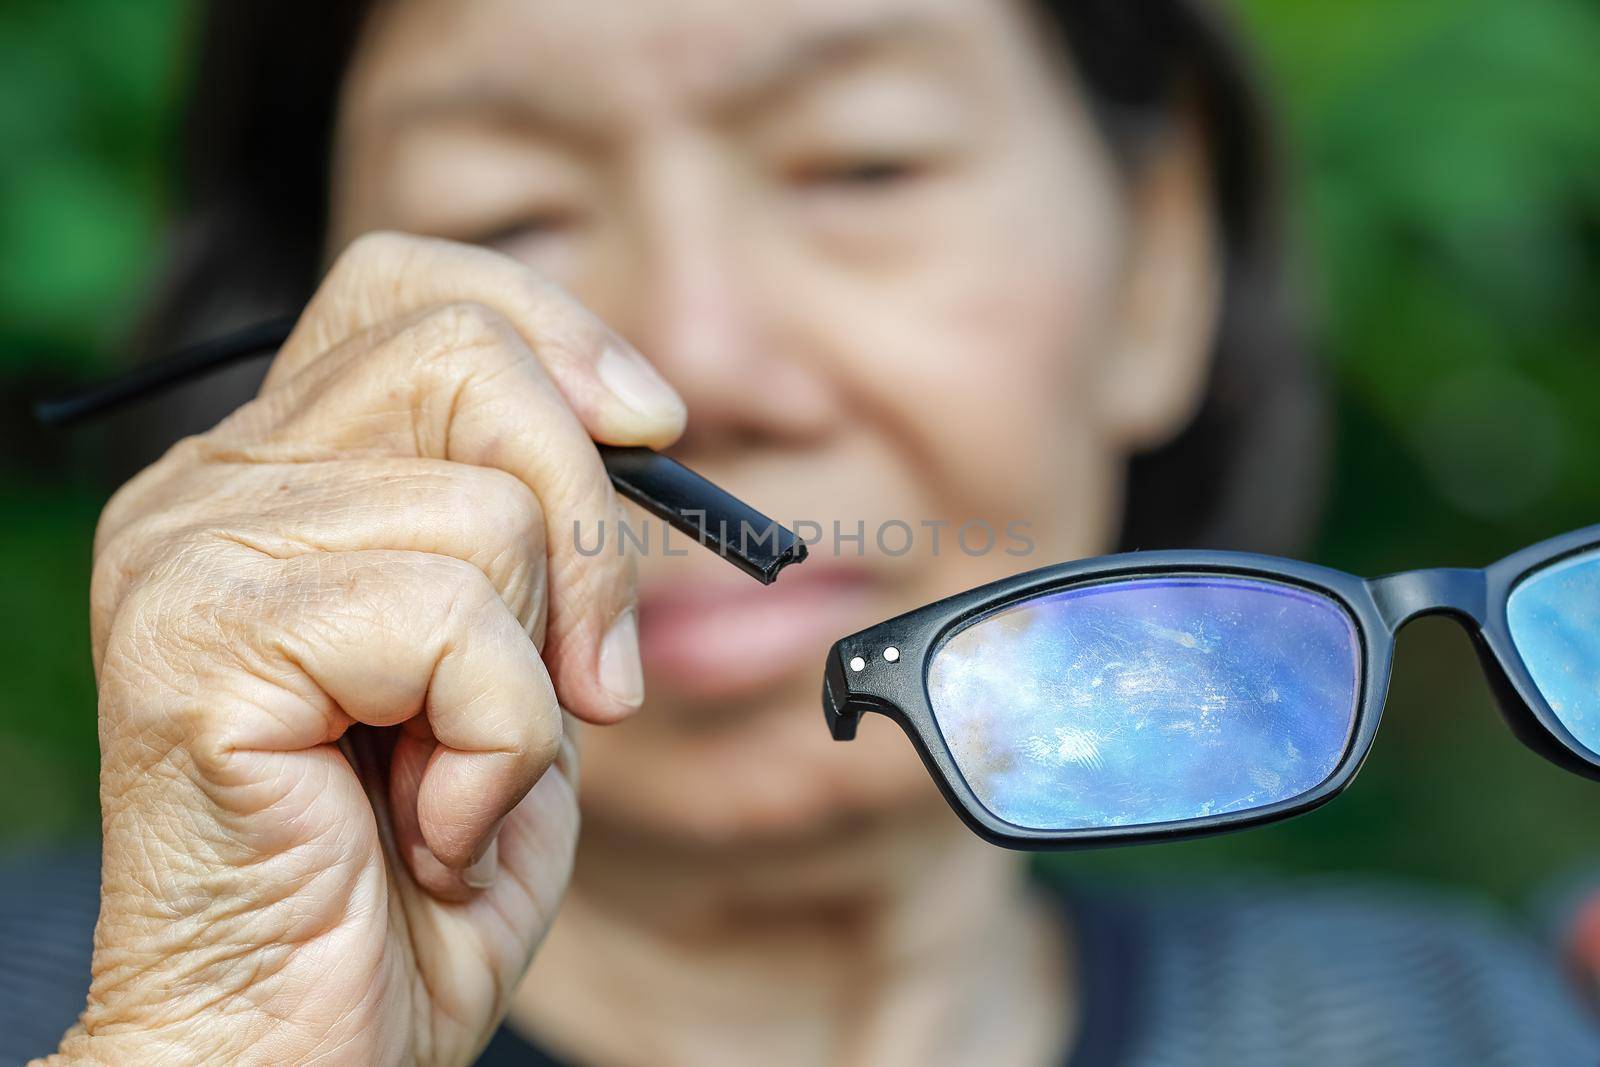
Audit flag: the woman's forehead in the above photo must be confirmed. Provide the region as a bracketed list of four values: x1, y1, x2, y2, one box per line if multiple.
[345, 0, 1027, 132]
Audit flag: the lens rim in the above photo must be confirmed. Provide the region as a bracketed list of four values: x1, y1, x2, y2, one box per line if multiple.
[822, 524, 1600, 851]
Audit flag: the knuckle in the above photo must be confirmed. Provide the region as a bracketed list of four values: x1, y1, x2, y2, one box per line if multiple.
[184, 713, 242, 781]
[395, 301, 526, 385]
[445, 468, 547, 637]
[99, 547, 263, 701]
[425, 553, 500, 615]
[464, 467, 546, 555]
[421, 300, 517, 351]
[145, 546, 268, 647]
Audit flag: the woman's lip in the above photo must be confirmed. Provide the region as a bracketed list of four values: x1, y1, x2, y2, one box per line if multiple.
[637, 565, 881, 702]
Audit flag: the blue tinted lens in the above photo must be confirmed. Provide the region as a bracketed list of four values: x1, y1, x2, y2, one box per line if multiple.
[1506, 547, 1600, 756]
[926, 575, 1361, 831]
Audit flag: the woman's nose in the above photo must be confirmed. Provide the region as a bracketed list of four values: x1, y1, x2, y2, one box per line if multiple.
[614, 178, 839, 452]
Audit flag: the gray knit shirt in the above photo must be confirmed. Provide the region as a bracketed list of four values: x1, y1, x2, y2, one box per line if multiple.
[5, 849, 1599, 1066]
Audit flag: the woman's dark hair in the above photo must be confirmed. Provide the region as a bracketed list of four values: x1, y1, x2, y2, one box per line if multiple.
[135, 0, 1324, 554]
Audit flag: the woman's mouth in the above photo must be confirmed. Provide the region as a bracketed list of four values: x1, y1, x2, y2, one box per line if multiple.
[636, 562, 882, 702]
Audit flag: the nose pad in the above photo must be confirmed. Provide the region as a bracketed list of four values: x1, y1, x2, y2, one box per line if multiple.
[824, 637, 884, 742]
[823, 673, 859, 741]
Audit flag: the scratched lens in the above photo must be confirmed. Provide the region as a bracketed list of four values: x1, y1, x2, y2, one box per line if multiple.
[926, 575, 1361, 831]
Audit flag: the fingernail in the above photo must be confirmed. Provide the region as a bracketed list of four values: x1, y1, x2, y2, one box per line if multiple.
[463, 837, 498, 889]
[598, 609, 645, 709]
[596, 342, 685, 423]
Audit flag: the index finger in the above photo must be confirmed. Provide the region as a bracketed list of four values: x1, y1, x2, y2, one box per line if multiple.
[267, 231, 686, 449]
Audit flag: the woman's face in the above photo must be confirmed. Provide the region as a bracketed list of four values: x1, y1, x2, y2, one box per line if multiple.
[333, 0, 1218, 848]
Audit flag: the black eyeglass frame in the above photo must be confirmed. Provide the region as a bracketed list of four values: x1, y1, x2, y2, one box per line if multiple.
[823, 523, 1600, 851]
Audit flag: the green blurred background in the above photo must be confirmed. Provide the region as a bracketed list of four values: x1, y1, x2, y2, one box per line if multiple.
[2, 0, 1598, 903]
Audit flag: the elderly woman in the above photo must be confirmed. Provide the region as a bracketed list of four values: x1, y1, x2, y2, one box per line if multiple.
[13, 1, 1600, 1065]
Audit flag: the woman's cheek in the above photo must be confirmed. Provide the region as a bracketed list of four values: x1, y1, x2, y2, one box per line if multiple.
[858, 209, 1120, 554]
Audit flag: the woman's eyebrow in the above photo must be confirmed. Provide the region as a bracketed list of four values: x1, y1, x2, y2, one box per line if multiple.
[715, 13, 961, 116]
[363, 12, 959, 142]
[366, 85, 606, 153]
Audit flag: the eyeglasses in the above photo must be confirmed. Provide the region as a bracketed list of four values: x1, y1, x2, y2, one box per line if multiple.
[823, 527, 1600, 849]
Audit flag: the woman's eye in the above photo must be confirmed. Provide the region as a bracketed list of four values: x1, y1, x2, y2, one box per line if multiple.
[792, 157, 926, 191]
[470, 209, 582, 250]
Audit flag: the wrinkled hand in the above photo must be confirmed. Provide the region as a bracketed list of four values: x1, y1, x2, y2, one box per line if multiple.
[44, 234, 685, 1065]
